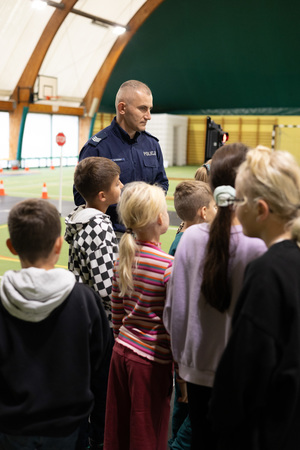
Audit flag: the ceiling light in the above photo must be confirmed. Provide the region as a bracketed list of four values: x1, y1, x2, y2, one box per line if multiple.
[30, 0, 129, 32]
[30, 0, 65, 10]
[113, 26, 127, 36]
[31, 0, 47, 10]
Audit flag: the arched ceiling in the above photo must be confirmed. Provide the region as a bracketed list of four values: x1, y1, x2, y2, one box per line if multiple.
[0, 0, 162, 112]
[1, 0, 300, 117]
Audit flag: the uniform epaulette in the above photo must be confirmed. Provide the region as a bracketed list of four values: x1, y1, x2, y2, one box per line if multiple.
[89, 131, 108, 146]
[144, 130, 159, 141]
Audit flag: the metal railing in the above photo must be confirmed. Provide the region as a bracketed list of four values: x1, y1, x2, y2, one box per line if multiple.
[0, 156, 78, 169]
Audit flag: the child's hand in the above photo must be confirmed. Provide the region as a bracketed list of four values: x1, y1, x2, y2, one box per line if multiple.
[176, 377, 188, 403]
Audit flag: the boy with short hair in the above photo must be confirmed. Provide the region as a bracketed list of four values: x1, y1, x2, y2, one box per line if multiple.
[65, 157, 122, 448]
[0, 198, 111, 450]
[169, 179, 216, 255]
[65, 156, 123, 322]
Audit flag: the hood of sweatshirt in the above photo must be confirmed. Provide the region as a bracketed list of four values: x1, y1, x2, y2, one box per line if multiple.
[1, 267, 76, 322]
[64, 205, 109, 244]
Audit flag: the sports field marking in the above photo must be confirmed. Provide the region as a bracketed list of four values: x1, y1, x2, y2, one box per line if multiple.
[0, 255, 19, 262]
[0, 254, 67, 269]
[0, 220, 67, 268]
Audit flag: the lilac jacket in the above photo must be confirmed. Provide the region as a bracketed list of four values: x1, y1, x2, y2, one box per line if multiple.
[163, 223, 266, 387]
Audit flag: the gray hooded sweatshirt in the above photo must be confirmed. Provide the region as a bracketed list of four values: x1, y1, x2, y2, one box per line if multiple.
[1, 267, 75, 322]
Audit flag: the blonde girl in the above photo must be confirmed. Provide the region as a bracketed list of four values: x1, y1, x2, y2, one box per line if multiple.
[210, 146, 300, 450]
[104, 182, 173, 450]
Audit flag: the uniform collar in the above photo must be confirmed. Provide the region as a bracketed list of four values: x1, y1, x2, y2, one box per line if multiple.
[112, 117, 141, 144]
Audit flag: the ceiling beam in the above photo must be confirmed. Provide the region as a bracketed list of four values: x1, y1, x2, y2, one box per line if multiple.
[0, 100, 15, 112]
[34, 0, 128, 30]
[29, 103, 84, 116]
[71, 7, 128, 31]
[83, 0, 165, 116]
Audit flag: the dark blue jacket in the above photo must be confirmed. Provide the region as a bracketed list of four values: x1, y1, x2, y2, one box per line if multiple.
[74, 118, 169, 232]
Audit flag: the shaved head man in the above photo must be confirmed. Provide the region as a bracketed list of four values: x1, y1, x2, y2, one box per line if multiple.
[115, 81, 153, 138]
[74, 80, 169, 236]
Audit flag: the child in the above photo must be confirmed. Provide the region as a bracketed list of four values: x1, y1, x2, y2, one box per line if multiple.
[65, 156, 123, 322]
[0, 199, 112, 450]
[176, 160, 212, 235]
[194, 159, 212, 183]
[209, 146, 300, 450]
[104, 181, 174, 450]
[163, 143, 267, 450]
[168, 179, 216, 450]
[169, 179, 216, 256]
[65, 156, 122, 448]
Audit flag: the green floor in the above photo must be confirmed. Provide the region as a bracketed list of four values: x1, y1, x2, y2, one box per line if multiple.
[0, 165, 198, 276]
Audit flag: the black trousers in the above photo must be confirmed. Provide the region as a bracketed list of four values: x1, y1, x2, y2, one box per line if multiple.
[186, 383, 218, 450]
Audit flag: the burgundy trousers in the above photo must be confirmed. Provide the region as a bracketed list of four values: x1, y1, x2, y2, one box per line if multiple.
[104, 342, 173, 450]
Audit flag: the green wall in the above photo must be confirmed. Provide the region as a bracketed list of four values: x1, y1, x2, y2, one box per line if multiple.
[99, 0, 300, 115]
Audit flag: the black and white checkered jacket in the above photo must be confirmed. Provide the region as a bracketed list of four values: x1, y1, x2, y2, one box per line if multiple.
[64, 205, 118, 322]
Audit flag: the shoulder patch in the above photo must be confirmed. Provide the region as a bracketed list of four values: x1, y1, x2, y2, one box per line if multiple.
[89, 131, 108, 147]
[144, 130, 159, 142]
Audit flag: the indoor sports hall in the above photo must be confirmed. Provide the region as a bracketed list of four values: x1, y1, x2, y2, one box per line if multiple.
[1, 1, 300, 449]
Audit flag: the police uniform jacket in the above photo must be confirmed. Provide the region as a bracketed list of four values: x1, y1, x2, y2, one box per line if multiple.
[74, 118, 169, 232]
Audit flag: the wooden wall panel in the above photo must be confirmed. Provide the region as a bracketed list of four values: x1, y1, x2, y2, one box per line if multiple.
[93, 113, 300, 166]
[186, 115, 285, 165]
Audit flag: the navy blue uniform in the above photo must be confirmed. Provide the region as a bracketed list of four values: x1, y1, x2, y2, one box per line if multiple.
[74, 118, 169, 232]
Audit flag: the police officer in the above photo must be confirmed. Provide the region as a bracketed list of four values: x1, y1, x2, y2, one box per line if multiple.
[74, 80, 169, 236]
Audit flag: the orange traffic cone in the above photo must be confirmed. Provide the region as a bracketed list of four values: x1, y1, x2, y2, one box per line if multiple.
[41, 182, 49, 199]
[0, 180, 5, 196]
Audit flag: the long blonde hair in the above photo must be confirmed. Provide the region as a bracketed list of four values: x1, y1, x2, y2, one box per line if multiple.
[116, 182, 167, 296]
[236, 146, 300, 242]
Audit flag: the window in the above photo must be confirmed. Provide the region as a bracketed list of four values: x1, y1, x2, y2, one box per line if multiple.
[0, 112, 9, 166]
[22, 113, 79, 167]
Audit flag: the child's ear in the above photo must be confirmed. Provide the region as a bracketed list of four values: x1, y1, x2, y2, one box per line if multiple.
[256, 199, 270, 222]
[157, 213, 163, 226]
[6, 238, 18, 256]
[54, 236, 63, 256]
[97, 191, 106, 203]
[199, 206, 207, 221]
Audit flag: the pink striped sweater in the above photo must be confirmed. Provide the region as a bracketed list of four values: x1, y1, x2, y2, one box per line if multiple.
[112, 241, 174, 364]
